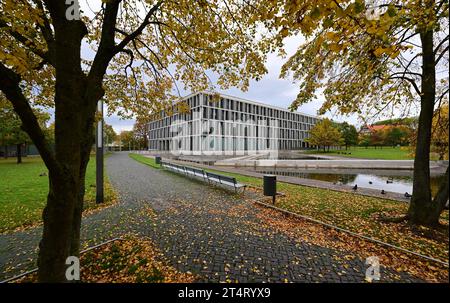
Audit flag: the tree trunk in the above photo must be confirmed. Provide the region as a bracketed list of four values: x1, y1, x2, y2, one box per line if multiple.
[37, 98, 97, 282]
[37, 108, 95, 282]
[36, 15, 92, 281]
[38, 171, 79, 281]
[4, 145, 8, 158]
[16, 143, 22, 164]
[407, 29, 437, 226]
[428, 166, 449, 223]
[1, 1, 119, 282]
[70, 125, 95, 257]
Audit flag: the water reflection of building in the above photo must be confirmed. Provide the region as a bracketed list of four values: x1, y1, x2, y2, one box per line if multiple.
[252, 169, 444, 196]
[255, 169, 357, 184]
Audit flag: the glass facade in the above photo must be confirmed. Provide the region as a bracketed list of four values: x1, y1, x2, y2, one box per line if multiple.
[148, 92, 319, 154]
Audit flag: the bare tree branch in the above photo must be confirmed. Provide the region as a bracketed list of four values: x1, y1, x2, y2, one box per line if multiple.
[388, 76, 421, 95]
[435, 45, 449, 65]
[434, 35, 449, 54]
[88, 0, 122, 82]
[114, 1, 163, 53]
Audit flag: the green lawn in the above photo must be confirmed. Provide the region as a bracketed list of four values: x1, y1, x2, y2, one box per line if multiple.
[306, 146, 414, 160]
[129, 153, 161, 169]
[129, 154, 448, 262]
[205, 167, 448, 261]
[0, 155, 116, 233]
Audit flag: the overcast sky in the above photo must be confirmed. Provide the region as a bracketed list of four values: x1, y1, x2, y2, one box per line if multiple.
[105, 34, 362, 134]
[77, 1, 381, 134]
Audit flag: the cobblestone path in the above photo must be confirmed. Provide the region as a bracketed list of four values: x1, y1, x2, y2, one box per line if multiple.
[0, 152, 421, 282]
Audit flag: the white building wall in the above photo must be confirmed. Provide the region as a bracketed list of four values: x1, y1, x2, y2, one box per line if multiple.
[147, 92, 319, 154]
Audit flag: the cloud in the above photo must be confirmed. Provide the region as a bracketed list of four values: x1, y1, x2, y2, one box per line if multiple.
[103, 37, 362, 132]
[104, 114, 134, 134]
[201, 35, 361, 125]
[78, 1, 362, 132]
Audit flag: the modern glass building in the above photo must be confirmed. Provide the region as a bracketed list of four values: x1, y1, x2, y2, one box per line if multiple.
[147, 92, 319, 155]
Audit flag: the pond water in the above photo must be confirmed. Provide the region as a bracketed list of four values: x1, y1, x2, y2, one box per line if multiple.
[239, 167, 445, 196]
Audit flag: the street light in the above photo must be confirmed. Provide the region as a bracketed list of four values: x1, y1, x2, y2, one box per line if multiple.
[96, 100, 104, 204]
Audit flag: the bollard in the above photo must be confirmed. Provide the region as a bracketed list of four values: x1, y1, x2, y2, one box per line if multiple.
[263, 175, 277, 204]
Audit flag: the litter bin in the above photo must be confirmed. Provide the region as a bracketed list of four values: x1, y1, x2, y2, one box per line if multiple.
[155, 156, 161, 165]
[263, 175, 277, 204]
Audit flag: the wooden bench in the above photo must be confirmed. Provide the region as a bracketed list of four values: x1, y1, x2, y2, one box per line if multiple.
[161, 161, 246, 192]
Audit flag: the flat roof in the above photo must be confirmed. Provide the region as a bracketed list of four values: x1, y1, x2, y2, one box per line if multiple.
[181, 91, 319, 118]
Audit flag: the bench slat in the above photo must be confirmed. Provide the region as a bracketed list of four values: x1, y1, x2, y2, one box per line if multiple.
[162, 162, 246, 192]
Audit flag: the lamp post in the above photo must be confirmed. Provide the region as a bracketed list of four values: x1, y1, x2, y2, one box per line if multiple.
[96, 100, 104, 204]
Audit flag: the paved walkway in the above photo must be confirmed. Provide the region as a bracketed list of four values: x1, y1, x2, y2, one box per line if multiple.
[0, 153, 421, 282]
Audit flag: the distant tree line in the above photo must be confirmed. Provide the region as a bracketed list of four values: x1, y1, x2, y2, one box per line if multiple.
[306, 110, 448, 160]
[372, 117, 418, 127]
[114, 118, 149, 151]
[359, 126, 412, 149]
